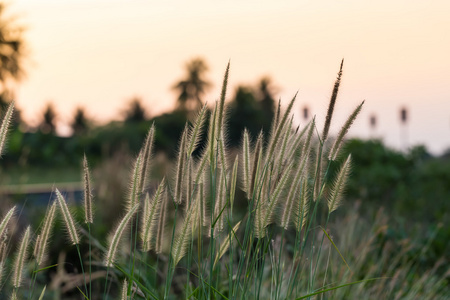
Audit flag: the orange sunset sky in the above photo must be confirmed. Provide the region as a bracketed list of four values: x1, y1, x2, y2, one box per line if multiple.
[7, 0, 450, 154]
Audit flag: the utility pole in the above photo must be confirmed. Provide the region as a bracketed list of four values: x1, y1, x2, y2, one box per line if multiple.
[400, 107, 408, 151]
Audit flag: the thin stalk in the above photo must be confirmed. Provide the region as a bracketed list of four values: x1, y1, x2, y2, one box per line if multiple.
[102, 267, 110, 300]
[163, 201, 179, 299]
[76, 244, 88, 299]
[274, 229, 285, 300]
[128, 211, 141, 296]
[88, 223, 92, 300]
[29, 261, 38, 300]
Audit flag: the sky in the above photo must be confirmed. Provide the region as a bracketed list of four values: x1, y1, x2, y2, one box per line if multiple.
[6, 0, 450, 154]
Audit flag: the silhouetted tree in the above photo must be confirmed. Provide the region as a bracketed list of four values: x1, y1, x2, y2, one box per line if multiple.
[227, 77, 276, 147]
[124, 97, 146, 123]
[173, 58, 211, 112]
[40, 103, 56, 134]
[71, 107, 89, 135]
[227, 86, 261, 147]
[0, 3, 25, 101]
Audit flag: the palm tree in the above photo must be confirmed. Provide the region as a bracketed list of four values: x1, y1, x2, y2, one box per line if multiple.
[173, 58, 211, 112]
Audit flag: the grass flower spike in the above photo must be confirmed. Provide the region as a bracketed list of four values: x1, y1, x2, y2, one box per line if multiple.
[328, 154, 352, 214]
[56, 188, 80, 245]
[35, 202, 57, 266]
[105, 203, 139, 267]
[13, 226, 31, 288]
[83, 155, 94, 223]
[0, 102, 14, 157]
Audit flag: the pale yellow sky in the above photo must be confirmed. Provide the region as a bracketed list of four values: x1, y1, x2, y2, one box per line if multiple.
[8, 0, 450, 154]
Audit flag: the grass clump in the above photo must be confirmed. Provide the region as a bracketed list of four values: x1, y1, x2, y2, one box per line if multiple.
[0, 61, 447, 300]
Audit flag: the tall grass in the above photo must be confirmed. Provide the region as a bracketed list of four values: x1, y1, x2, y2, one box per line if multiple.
[0, 65, 447, 299]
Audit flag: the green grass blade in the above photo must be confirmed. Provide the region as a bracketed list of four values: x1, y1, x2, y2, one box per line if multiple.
[38, 286, 46, 300]
[33, 264, 58, 273]
[295, 277, 389, 300]
[319, 226, 351, 273]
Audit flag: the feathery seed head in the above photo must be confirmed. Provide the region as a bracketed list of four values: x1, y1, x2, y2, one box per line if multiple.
[0, 102, 14, 157]
[155, 191, 168, 254]
[83, 155, 94, 223]
[266, 92, 297, 165]
[13, 226, 31, 288]
[56, 189, 80, 245]
[174, 125, 188, 205]
[329, 101, 364, 161]
[214, 221, 241, 268]
[127, 151, 143, 212]
[187, 103, 208, 157]
[0, 206, 16, 243]
[140, 124, 155, 194]
[121, 279, 128, 300]
[322, 59, 344, 142]
[328, 154, 352, 214]
[36, 201, 57, 266]
[295, 179, 310, 232]
[105, 203, 139, 267]
[141, 178, 165, 252]
[216, 61, 230, 140]
[172, 195, 199, 266]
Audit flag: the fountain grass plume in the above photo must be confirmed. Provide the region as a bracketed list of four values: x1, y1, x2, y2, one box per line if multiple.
[295, 179, 310, 232]
[187, 103, 208, 157]
[174, 125, 188, 205]
[155, 191, 168, 254]
[322, 59, 343, 142]
[35, 202, 57, 266]
[127, 151, 143, 211]
[0, 101, 14, 157]
[269, 98, 281, 141]
[285, 119, 310, 167]
[12, 226, 31, 288]
[280, 160, 308, 230]
[218, 129, 229, 175]
[55, 189, 80, 245]
[171, 195, 199, 266]
[201, 178, 210, 228]
[141, 178, 165, 252]
[213, 171, 227, 236]
[274, 116, 293, 179]
[0, 206, 16, 243]
[215, 61, 230, 141]
[241, 129, 251, 198]
[302, 117, 315, 160]
[214, 220, 241, 268]
[258, 162, 293, 238]
[266, 92, 297, 165]
[207, 102, 218, 166]
[329, 101, 364, 161]
[230, 155, 239, 213]
[249, 131, 263, 199]
[328, 154, 352, 214]
[140, 124, 155, 194]
[121, 279, 128, 300]
[105, 203, 139, 267]
[0, 232, 7, 285]
[83, 155, 93, 224]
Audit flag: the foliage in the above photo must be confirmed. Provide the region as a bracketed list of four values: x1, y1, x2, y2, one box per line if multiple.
[0, 2, 25, 93]
[173, 57, 211, 112]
